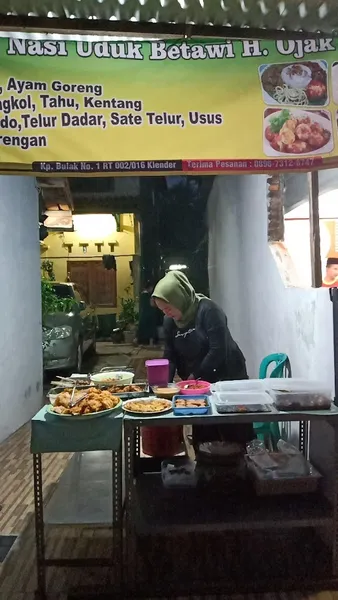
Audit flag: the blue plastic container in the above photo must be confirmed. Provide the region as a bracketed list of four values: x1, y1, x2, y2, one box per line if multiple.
[173, 394, 210, 416]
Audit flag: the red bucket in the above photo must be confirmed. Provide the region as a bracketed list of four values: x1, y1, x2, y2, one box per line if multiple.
[141, 426, 182, 457]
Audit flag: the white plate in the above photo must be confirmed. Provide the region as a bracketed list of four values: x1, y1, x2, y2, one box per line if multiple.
[123, 398, 172, 415]
[47, 399, 122, 419]
[263, 108, 333, 157]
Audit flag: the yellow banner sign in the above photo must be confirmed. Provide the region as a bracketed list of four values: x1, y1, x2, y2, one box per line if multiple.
[1, 37, 338, 174]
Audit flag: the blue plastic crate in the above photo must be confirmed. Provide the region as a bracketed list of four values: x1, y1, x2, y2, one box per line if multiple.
[173, 394, 210, 416]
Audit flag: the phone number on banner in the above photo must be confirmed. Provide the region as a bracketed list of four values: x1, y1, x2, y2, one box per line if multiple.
[32, 157, 328, 174]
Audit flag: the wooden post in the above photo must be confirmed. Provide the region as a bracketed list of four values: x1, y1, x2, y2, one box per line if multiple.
[267, 175, 285, 243]
[308, 171, 322, 288]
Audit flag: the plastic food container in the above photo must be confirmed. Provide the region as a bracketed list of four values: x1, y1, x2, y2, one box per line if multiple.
[161, 459, 197, 488]
[246, 454, 321, 495]
[173, 394, 210, 415]
[264, 377, 318, 389]
[145, 359, 169, 387]
[213, 379, 265, 393]
[214, 391, 273, 409]
[264, 379, 332, 411]
[216, 404, 272, 414]
[90, 370, 134, 386]
[70, 374, 92, 383]
[177, 380, 211, 395]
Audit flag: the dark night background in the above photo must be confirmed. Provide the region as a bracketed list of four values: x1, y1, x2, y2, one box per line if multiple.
[139, 175, 213, 294]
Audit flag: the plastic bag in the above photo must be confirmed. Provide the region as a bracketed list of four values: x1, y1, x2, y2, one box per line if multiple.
[161, 459, 197, 488]
[246, 440, 278, 470]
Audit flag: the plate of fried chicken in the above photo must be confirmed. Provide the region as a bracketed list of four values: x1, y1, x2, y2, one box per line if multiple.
[48, 387, 122, 419]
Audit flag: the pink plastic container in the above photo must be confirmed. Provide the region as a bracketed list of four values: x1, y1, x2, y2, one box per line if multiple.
[177, 380, 211, 395]
[145, 359, 169, 387]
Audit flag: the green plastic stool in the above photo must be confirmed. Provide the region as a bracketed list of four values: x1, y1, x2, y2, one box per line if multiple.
[254, 353, 292, 449]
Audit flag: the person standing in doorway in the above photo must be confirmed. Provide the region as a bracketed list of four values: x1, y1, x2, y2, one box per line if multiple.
[322, 258, 338, 288]
[137, 281, 160, 345]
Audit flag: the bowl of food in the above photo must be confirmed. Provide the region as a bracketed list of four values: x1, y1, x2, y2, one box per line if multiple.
[90, 370, 134, 386]
[177, 380, 211, 395]
[152, 384, 180, 400]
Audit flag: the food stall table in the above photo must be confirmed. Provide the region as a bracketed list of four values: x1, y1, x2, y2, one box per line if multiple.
[31, 406, 123, 600]
[124, 401, 338, 596]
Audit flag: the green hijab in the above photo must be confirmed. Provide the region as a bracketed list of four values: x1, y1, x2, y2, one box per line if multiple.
[152, 271, 207, 328]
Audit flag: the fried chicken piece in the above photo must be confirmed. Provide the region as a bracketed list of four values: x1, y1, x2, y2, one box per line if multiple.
[186, 401, 206, 407]
[100, 391, 115, 401]
[53, 405, 69, 414]
[126, 385, 142, 392]
[54, 392, 71, 408]
[108, 384, 142, 393]
[108, 385, 123, 393]
[101, 398, 113, 410]
[103, 397, 117, 409]
[87, 398, 103, 412]
[86, 392, 102, 402]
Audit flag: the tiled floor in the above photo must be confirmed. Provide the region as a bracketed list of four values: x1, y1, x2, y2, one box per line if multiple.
[0, 536, 17, 563]
[0, 431, 336, 600]
[0, 346, 338, 599]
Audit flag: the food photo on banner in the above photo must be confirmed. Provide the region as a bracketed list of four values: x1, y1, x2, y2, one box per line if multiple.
[2, 37, 338, 173]
[321, 220, 338, 287]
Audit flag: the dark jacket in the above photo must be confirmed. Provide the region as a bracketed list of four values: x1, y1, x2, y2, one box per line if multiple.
[163, 298, 247, 383]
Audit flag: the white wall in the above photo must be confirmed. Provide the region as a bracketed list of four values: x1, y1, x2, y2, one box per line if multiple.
[208, 175, 334, 389]
[0, 176, 42, 443]
[285, 169, 338, 211]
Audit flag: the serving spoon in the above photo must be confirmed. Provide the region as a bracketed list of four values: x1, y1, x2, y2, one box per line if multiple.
[184, 378, 201, 389]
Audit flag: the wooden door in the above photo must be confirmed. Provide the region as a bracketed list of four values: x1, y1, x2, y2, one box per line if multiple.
[89, 262, 117, 307]
[67, 262, 90, 301]
[67, 261, 117, 307]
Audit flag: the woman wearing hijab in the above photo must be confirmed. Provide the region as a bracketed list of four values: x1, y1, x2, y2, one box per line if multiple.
[152, 271, 253, 445]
